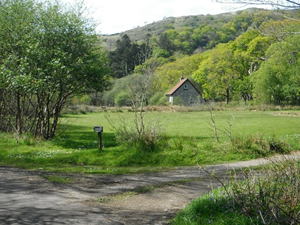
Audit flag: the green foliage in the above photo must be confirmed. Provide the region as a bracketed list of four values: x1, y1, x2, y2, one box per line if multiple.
[114, 92, 130, 107]
[172, 188, 253, 225]
[159, 31, 177, 53]
[113, 122, 168, 152]
[193, 30, 271, 104]
[252, 34, 300, 105]
[226, 158, 300, 224]
[102, 75, 134, 106]
[108, 34, 152, 78]
[0, 0, 110, 138]
[231, 135, 291, 157]
[153, 47, 172, 58]
[103, 9, 300, 107]
[148, 92, 167, 105]
[173, 156, 300, 225]
[108, 73, 167, 152]
[193, 43, 239, 103]
[153, 54, 206, 93]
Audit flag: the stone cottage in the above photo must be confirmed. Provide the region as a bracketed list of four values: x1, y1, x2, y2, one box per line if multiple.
[166, 76, 204, 105]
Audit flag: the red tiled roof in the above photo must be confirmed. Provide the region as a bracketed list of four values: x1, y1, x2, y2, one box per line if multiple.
[166, 78, 188, 96]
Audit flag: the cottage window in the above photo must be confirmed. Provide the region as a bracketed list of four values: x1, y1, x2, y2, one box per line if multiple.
[184, 84, 188, 90]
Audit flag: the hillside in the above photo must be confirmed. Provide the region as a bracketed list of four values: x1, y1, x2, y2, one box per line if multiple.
[100, 8, 271, 50]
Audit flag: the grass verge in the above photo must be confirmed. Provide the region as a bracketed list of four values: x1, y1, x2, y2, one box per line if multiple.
[172, 156, 300, 225]
[0, 110, 299, 174]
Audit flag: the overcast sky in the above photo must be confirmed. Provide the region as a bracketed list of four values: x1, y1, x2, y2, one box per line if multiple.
[62, 0, 265, 35]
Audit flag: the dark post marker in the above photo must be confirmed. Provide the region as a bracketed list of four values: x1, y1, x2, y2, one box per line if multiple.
[93, 126, 103, 150]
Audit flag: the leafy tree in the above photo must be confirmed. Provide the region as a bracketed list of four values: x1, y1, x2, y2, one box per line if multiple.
[173, 27, 196, 54]
[0, 0, 110, 138]
[230, 31, 268, 103]
[193, 44, 239, 103]
[252, 34, 300, 104]
[193, 29, 273, 104]
[221, 21, 237, 37]
[153, 54, 206, 93]
[158, 32, 176, 54]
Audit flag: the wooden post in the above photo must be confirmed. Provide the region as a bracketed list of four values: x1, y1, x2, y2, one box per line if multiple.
[94, 126, 103, 150]
[98, 132, 102, 150]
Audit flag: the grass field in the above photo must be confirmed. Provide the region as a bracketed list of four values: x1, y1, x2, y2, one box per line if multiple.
[0, 109, 299, 174]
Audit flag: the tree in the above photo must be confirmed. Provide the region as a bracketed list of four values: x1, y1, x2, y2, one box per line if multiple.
[252, 34, 300, 104]
[193, 44, 240, 103]
[153, 54, 206, 93]
[230, 30, 272, 103]
[0, 0, 110, 138]
[109, 34, 153, 78]
[193, 30, 267, 104]
[158, 32, 176, 54]
[106, 72, 166, 152]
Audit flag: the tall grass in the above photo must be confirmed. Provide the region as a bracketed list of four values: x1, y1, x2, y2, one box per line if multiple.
[172, 156, 300, 225]
[172, 188, 254, 225]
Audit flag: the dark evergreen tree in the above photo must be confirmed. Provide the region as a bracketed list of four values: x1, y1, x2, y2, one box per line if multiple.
[109, 34, 153, 78]
[158, 33, 175, 54]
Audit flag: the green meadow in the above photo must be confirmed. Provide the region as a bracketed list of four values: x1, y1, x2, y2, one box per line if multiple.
[0, 109, 299, 174]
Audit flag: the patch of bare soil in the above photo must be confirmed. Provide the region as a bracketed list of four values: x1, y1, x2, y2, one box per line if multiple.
[1, 153, 299, 225]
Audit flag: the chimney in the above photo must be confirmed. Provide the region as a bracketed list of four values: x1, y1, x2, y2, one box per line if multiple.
[180, 75, 184, 81]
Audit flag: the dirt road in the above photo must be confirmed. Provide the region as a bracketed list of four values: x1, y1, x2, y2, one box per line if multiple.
[1, 154, 298, 225]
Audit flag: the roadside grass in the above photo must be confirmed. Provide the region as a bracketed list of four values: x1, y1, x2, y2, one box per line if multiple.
[171, 188, 255, 225]
[0, 109, 299, 174]
[172, 157, 300, 225]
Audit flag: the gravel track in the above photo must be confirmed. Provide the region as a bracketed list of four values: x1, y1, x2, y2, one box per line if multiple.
[1, 153, 299, 225]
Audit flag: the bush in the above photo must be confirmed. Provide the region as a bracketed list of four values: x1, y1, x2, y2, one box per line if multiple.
[114, 92, 130, 107]
[176, 156, 300, 225]
[227, 157, 300, 224]
[232, 135, 291, 156]
[114, 118, 168, 152]
[149, 92, 167, 105]
[172, 188, 253, 225]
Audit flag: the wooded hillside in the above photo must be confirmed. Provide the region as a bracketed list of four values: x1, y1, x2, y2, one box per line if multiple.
[97, 8, 300, 107]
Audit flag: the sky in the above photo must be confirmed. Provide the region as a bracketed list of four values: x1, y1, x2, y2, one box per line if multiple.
[62, 0, 264, 35]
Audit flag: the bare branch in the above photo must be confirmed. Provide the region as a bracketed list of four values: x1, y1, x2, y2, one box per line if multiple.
[213, 0, 300, 8]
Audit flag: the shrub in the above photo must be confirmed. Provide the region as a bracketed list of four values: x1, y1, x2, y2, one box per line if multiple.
[178, 156, 300, 225]
[172, 187, 253, 225]
[232, 135, 291, 156]
[227, 157, 300, 224]
[197, 156, 300, 225]
[114, 118, 168, 152]
[114, 91, 130, 107]
[106, 112, 167, 152]
[149, 92, 167, 105]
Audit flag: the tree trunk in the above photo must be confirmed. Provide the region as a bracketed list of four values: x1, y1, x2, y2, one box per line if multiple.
[226, 88, 230, 104]
[16, 91, 23, 134]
